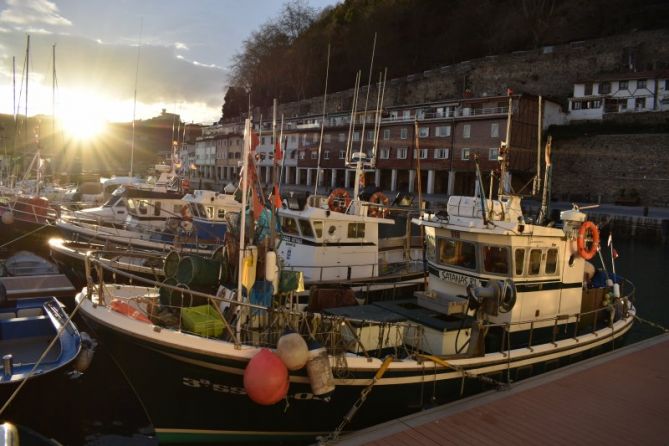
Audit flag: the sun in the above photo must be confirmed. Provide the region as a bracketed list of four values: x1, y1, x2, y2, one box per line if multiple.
[58, 90, 108, 141]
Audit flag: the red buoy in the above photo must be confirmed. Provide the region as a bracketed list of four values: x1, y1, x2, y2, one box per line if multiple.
[243, 348, 289, 405]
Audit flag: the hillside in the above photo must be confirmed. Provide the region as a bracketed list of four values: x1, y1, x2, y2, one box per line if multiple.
[224, 0, 669, 116]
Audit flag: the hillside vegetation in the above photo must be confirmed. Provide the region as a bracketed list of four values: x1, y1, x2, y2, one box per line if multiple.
[223, 0, 669, 117]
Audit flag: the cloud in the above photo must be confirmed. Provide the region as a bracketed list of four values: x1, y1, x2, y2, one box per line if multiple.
[0, 30, 227, 123]
[174, 42, 189, 50]
[0, 0, 72, 27]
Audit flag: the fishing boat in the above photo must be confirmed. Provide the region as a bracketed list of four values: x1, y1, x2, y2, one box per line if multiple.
[74, 119, 635, 444]
[0, 296, 82, 404]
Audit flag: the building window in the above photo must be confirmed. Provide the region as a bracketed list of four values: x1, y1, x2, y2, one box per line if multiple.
[435, 125, 451, 137]
[572, 101, 582, 110]
[339, 150, 346, 159]
[417, 127, 428, 138]
[299, 151, 305, 160]
[352, 132, 360, 142]
[463, 124, 471, 138]
[367, 130, 374, 141]
[311, 151, 318, 159]
[462, 148, 471, 160]
[383, 129, 390, 140]
[434, 148, 449, 159]
[402, 110, 411, 120]
[324, 134, 331, 143]
[313, 133, 318, 143]
[637, 79, 647, 89]
[338, 133, 345, 142]
[619, 80, 628, 89]
[413, 148, 428, 159]
[599, 81, 611, 95]
[635, 97, 645, 109]
[490, 123, 499, 138]
[489, 148, 499, 160]
[400, 128, 408, 139]
[302, 134, 307, 144]
[397, 148, 408, 159]
[290, 150, 297, 159]
[584, 83, 593, 96]
[324, 150, 330, 160]
[380, 148, 390, 159]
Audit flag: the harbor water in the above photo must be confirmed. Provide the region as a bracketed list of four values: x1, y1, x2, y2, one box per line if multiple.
[0, 238, 667, 445]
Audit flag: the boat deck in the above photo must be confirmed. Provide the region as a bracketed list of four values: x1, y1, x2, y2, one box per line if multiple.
[337, 334, 669, 446]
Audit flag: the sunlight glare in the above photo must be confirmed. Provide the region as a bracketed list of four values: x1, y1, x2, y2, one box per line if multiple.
[58, 91, 108, 140]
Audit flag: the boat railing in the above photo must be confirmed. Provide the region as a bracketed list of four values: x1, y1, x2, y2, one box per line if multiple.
[485, 279, 635, 357]
[4, 198, 59, 223]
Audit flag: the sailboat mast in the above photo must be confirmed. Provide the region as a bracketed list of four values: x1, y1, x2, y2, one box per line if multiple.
[52, 44, 56, 156]
[353, 33, 377, 202]
[130, 18, 143, 177]
[25, 35, 29, 142]
[236, 118, 251, 339]
[313, 43, 331, 196]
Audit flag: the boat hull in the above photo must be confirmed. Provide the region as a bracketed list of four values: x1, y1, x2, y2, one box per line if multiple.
[77, 293, 634, 444]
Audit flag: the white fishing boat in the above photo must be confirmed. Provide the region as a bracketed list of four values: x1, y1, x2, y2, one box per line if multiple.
[74, 118, 635, 444]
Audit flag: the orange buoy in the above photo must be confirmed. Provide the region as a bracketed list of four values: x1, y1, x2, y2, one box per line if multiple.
[327, 188, 351, 213]
[110, 299, 151, 323]
[368, 191, 390, 218]
[577, 221, 600, 260]
[244, 348, 289, 405]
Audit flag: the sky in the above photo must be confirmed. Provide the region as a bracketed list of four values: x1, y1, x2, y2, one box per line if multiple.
[0, 0, 335, 127]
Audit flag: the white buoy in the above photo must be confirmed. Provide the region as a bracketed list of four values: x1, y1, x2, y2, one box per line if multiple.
[1, 212, 14, 225]
[265, 251, 279, 295]
[613, 283, 620, 298]
[73, 332, 97, 373]
[306, 340, 335, 396]
[277, 331, 309, 371]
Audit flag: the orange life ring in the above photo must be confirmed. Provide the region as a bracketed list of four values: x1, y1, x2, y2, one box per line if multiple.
[577, 221, 600, 260]
[110, 299, 151, 323]
[368, 191, 389, 218]
[328, 188, 351, 213]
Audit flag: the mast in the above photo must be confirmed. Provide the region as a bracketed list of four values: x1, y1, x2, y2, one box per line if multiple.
[498, 92, 512, 197]
[236, 118, 251, 339]
[313, 44, 331, 195]
[533, 96, 542, 196]
[538, 135, 552, 225]
[130, 18, 143, 177]
[52, 44, 56, 152]
[353, 33, 377, 203]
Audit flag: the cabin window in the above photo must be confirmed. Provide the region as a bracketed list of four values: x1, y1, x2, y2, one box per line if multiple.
[514, 249, 525, 275]
[194, 204, 207, 218]
[298, 219, 314, 238]
[154, 201, 162, 216]
[482, 246, 509, 274]
[217, 209, 226, 219]
[348, 223, 365, 238]
[545, 248, 558, 274]
[205, 206, 214, 219]
[426, 235, 436, 261]
[138, 200, 148, 215]
[528, 249, 542, 275]
[281, 217, 299, 235]
[437, 238, 476, 270]
[313, 221, 323, 238]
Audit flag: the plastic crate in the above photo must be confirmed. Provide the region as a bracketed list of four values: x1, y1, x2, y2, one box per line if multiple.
[181, 305, 225, 337]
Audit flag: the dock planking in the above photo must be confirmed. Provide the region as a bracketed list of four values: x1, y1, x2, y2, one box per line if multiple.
[338, 334, 669, 446]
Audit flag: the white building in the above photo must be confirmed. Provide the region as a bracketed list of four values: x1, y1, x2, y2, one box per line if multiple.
[568, 70, 669, 121]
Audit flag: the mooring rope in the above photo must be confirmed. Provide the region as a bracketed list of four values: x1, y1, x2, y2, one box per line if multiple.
[0, 222, 52, 250]
[633, 314, 669, 333]
[0, 294, 87, 416]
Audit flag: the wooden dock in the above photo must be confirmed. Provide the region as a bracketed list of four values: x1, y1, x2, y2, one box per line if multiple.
[336, 334, 669, 445]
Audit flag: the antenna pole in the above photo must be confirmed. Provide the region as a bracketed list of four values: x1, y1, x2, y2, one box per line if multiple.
[533, 96, 542, 195]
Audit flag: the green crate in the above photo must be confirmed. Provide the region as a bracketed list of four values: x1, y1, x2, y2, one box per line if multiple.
[181, 305, 225, 337]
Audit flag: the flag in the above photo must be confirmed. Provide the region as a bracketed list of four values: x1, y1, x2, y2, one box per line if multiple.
[274, 139, 283, 162]
[272, 184, 282, 209]
[251, 132, 260, 152]
[612, 248, 619, 259]
[607, 233, 612, 247]
[251, 185, 264, 222]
